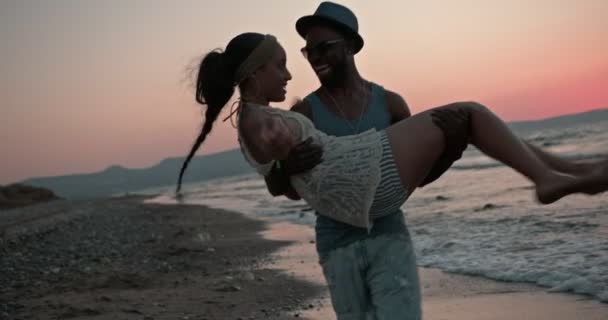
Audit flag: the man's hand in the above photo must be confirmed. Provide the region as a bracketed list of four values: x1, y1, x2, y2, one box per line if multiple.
[420, 108, 471, 187]
[264, 137, 323, 197]
[281, 137, 323, 175]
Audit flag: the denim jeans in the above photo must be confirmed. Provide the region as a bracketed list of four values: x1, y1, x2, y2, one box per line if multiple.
[319, 233, 421, 320]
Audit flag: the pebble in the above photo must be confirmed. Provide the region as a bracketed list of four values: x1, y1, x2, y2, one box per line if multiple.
[1, 200, 187, 307]
[1, 198, 318, 319]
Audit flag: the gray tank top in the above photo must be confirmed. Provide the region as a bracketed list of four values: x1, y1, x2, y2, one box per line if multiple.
[304, 82, 409, 255]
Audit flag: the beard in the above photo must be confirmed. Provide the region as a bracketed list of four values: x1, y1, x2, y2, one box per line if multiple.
[318, 59, 348, 88]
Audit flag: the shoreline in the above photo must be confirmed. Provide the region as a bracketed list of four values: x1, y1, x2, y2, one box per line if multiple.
[256, 214, 608, 319]
[1, 196, 606, 319]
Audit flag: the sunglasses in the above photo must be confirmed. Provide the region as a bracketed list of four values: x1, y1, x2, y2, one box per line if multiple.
[300, 39, 345, 59]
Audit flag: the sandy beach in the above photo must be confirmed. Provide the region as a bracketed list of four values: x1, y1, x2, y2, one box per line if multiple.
[1, 196, 607, 320]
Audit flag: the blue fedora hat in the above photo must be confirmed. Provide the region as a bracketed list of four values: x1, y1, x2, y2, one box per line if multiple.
[296, 1, 364, 53]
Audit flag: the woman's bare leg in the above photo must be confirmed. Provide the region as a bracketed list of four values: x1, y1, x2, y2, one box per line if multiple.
[386, 102, 607, 204]
[524, 141, 607, 176]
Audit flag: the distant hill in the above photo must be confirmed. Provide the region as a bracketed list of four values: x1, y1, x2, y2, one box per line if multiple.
[24, 149, 253, 199]
[23, 108, 607, 199]
[509, 108, 608, 133]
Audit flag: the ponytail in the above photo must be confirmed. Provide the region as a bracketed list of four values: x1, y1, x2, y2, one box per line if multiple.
[176, 51, 235, 193]
[176, 32, 266, 194]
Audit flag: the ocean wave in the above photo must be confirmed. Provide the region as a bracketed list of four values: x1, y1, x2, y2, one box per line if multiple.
[453, 152, 607, 171]
[411, 211, 608, 303]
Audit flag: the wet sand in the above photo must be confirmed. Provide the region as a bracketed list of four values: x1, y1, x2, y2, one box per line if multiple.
[263, 222, 608, 320]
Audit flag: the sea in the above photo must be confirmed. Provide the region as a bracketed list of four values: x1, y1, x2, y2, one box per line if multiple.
[144, 120, 608, 303]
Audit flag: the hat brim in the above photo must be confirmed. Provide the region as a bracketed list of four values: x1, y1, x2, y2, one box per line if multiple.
[296, 15, 364, 54]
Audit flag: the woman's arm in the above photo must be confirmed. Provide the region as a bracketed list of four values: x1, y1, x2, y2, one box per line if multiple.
[246, 110, 306, 200]
[241, 110, 298, 164]
[262, 100, 322, 198]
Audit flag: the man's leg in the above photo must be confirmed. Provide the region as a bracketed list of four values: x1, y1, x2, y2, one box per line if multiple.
[320, 242, 375, 320]
[366, 232, 422, 320]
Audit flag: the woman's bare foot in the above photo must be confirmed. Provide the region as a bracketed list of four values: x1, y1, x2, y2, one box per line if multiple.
[580, 161, 608, 195]
[535, 172, 578, 204]
[536, 167, 608, 204]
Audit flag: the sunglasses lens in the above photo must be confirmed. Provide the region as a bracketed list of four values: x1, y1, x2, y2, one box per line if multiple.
[302, 39, 343, 59]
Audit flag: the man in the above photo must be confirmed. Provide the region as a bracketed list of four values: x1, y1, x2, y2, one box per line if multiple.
[264, 2, 607, 319]
[265, 2, 469, 319]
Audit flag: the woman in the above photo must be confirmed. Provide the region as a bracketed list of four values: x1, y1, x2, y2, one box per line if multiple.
[177, 32, 607, 229]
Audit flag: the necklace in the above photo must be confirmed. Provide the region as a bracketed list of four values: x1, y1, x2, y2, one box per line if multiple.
[323, 81, 370, 134]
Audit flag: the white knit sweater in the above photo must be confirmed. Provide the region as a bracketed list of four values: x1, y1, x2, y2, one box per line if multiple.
[237, 103, 384, 229]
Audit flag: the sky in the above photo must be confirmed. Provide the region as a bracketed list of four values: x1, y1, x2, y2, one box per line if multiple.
[1, 0, 607, 184]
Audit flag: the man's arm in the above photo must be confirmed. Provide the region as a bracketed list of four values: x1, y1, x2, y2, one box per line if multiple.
[265, 165, 300, 200]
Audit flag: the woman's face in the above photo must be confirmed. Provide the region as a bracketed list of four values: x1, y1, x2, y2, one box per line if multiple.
[256, 44, 292, 102]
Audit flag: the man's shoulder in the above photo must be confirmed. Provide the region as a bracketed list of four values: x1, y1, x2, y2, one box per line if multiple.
[380, 87, 411, 121]
[290, 95, 316, 120]
[377, 86, 404, 106]
[368, 82, 406, 107]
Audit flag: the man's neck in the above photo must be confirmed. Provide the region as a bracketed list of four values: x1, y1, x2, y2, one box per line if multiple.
[324, 66, 366, 96]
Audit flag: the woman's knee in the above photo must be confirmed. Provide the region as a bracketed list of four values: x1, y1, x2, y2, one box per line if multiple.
[445, 101, 488, 114]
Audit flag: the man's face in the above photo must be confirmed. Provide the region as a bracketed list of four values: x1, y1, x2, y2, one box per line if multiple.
[302, 25, 351, 87]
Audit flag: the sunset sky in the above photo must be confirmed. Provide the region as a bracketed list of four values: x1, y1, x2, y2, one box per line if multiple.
[1, 0, 607, 184]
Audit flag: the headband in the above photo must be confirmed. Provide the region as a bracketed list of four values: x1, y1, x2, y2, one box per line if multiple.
[234, 35, 279, 84]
